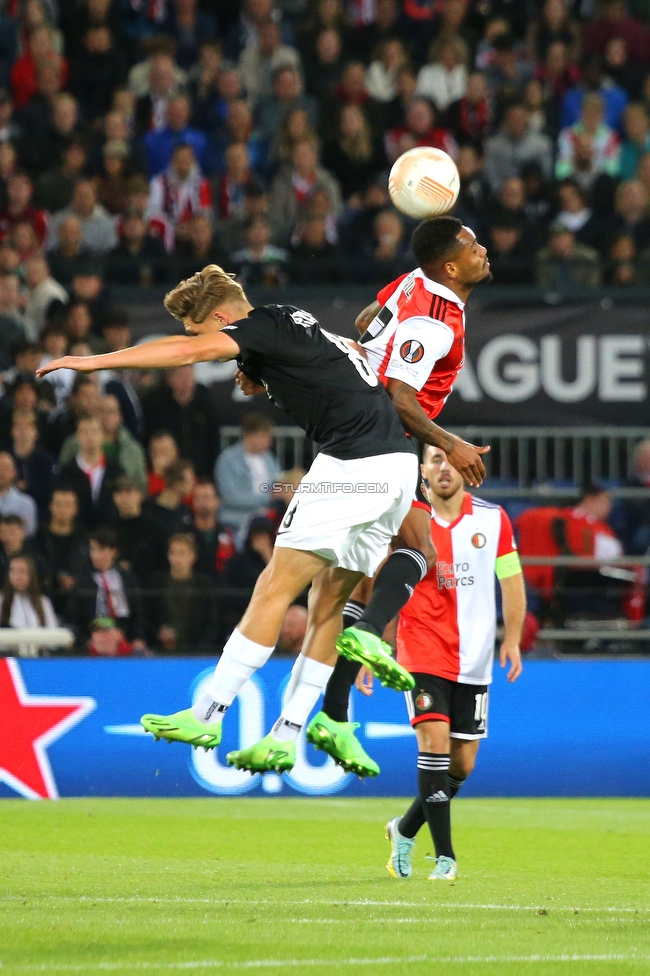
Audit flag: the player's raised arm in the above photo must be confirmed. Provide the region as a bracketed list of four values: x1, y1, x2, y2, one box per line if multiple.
[386, 377, 489, 487]
[35, 331, 242, 378]
[355, 300, 381, 334]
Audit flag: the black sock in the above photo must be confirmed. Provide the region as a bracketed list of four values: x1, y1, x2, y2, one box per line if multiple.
[398, 798, 425, 839]
[418, 752, 454, 859]
[357, 549, 427, 637]
[321, 601, 365, 722]
[448, 773, 467, 799]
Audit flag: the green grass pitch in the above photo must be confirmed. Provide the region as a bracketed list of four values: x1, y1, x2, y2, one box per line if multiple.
[1, 797, 650, 976]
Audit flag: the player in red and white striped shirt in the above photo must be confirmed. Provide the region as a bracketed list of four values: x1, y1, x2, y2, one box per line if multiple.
[378, 444, 525, 882]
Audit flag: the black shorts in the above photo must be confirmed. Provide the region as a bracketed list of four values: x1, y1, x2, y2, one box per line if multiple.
[405, 673, 489, 739]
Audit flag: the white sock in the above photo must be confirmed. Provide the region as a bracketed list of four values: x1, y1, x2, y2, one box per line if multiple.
[270, 655, 334, 740]
[191, 629, 275, 724]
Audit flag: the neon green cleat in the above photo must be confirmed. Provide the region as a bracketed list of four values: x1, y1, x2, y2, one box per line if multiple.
[427, 855, 458, 882]
[385, 816, 415, 878]
[140, 708, 222, 750]
[306, 710, 379, 777]
[226, 734, 296, 773]
[335, 626, 415, 692]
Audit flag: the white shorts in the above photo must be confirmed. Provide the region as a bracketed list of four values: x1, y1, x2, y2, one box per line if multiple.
[274, 451, 418, 577]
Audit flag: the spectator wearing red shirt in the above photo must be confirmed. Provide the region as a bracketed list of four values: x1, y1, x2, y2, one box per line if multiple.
[146, 431, 179, 498]
[0, 172, 47, 245]
[385, 97, 457, 163]
[583, 0, 649, 66]
[11, 24, 68, 109]
[445, 70, 493, 150]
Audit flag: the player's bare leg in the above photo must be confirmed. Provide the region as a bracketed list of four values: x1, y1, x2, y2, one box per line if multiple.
[141, 548, 329, 749]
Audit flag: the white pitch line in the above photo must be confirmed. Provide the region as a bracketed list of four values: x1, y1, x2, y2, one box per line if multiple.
[7, 953, 650, 972]
[1, 896, 649, 914]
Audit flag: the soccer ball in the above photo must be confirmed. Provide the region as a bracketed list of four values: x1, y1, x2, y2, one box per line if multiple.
[388, 147, 460, 220]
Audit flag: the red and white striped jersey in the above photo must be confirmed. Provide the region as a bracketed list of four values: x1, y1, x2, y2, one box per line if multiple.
[359, 268, 466, 420]
[396, 494, 521, 685]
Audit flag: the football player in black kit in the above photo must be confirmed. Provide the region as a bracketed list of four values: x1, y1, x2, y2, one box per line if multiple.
[37, 263, 432, 771]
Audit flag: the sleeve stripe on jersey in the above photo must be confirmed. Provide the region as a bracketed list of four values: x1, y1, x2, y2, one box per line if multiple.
[495, 550, 523, 579]
[429, 294, 450, 324]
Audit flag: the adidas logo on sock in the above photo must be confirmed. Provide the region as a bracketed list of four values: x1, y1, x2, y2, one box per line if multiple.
[425, 790, 449, 803]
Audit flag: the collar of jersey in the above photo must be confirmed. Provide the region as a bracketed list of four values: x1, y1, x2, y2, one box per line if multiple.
[432, 491, 473, 529]
[420, 272, 465, 309]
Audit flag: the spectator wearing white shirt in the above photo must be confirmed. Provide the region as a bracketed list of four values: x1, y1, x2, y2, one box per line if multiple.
[0, 452, 37, 536]
[365, 38, 409, 103]
[238, 19, 302, 104]
[415, 36, 469, 113]
[215, 412, 281, 534]
[47, 181, 118, 257]
[22, 255, 67, 342]
[0, 555, 58, 657]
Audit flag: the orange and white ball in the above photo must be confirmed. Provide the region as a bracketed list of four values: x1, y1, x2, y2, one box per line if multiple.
[388, 147, 460, 220]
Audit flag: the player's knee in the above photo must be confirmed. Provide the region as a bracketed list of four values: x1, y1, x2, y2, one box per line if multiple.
[451, 746, 478, 778]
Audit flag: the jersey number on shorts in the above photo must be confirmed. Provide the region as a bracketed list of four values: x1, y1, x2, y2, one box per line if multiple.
[279, 501, 298, 531]
[474, 693, 488, 722]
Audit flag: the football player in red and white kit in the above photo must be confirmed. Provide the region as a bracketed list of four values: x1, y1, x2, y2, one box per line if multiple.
[304, 216, 493, 776]
[378, 444, 525, 882]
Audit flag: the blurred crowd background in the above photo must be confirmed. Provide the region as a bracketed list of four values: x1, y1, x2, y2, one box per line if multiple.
[3, 0, 650, 657]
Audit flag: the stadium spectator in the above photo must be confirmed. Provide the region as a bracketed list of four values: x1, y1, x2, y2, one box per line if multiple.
[142, 366, 219, 477]
[66, 526, 146, 648]
[47, 216, 89, 287]
[348, 0, 400, 63]
[48, 180, 118, 256]
[148, 143, 212, 242]
[445, 70, 493, 151]
[230, 215, 288, 287]
[144, 93, 207, 178]
[384, 97, 457, 164]
[239, 19, 302, 105]
[142, 459, 195, 538]
[619, 103, 650, 180]
[171, 213, 222, 281]
[484, 103, 553, 192]
[270, 137, 341, 241]
[322, 104, 386, 202]
[147, 532, 217, 654]
[257, 65, 318, 144]
[536, 220, 601, 288]
[556, 91, 620, 186]
[87, 615, 134, 657]
[215, 412, 281, 533]
[610, 179, 650, 252]
[209, 98, 269, 178]
[106, 206, 169, 286]
[63, 300, 106, 354]
[95, 140, 131, 217]
[276, 603, 308, 654]
[0, 555, 58, 651]
[133, 50, 183, 137]
[59, 394, 147, 492]
[415, 36, 469, 112]
[303, 28, 344, 103]
[22, 255, 67, 342]
[55, 413, 122, 529]
[34, 486, 85, 614]
[0, 172, 47, 245]
[0, 514, 42, 587]
[582, 0, 647, 66]
[110, 475, 166, 579]
[9, 410, 54, 519]
[146, 431, 180, 497]
[603, 233, 638, 284]
[69, 26, 127, 121]
[560, 52, 628, 132]
[0, 451, 37, 536]
[212, 142, 254, 222]
[487, 216, 536, 284]
[366, 38, 409, 104]
[190, 479, 235, 579]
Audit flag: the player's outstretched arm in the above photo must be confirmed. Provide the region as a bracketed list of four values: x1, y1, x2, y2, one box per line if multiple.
[498, 572, 526, 682]
[385, 378, 490, 487]
[35, 332, 242, 378]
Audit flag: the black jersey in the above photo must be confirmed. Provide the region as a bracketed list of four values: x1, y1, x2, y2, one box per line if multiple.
[224, 304, 413, 461]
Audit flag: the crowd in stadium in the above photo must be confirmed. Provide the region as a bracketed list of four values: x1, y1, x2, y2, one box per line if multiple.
[3, 0, 650, 655]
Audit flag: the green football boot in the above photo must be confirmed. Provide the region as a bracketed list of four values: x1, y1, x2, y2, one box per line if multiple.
[140, 708, 222, 750]
[226, 734, 296, 773]
[306, 710, 379, 777]
[385, 816, 415, 879]
[335, 626, 415, 692]
[427, 855, 458, 882]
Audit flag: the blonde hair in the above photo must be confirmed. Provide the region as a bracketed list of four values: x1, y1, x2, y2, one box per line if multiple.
[164, 265, 246, 323]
